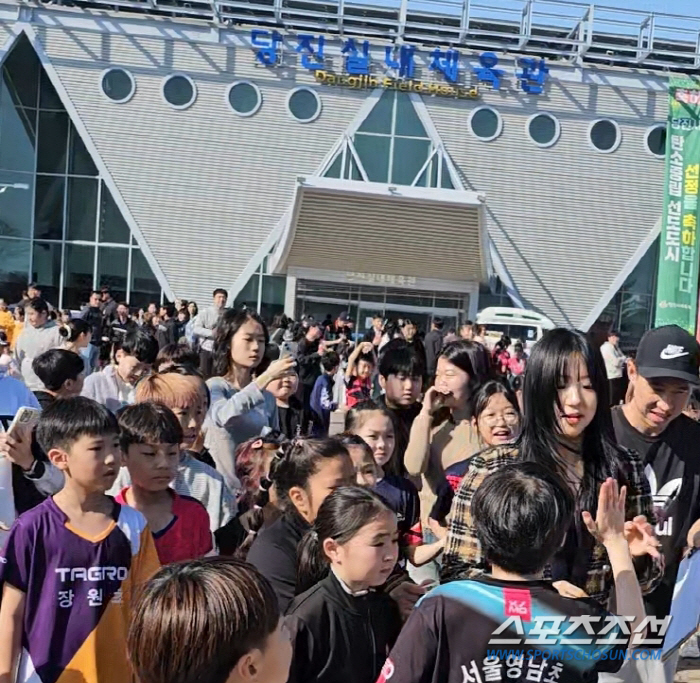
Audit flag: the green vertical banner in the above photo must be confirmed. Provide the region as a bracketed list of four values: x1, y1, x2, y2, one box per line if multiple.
[655, 75, 700, 334]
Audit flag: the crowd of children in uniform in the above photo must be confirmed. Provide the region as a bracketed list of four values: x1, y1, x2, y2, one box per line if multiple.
[1, 291, 700, 683]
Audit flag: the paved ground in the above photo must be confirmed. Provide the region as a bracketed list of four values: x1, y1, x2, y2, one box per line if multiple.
[677, 660, 700, 682]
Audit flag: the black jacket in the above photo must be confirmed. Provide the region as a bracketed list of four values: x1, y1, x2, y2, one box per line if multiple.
[423, 330, 444, 375]
[246, 511, 310, 613]
[297, 338, 322, 387]
[286, 572, 402, 683]
[81, 306, 104, 346]
[278, 396, 314, 439]
[157, 319, 179, 349]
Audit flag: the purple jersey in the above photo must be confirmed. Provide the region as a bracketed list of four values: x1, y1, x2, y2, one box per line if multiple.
[0, 497, 160, 683]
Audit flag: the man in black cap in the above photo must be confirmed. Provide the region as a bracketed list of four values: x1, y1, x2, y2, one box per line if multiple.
[612, 324, 700, 623]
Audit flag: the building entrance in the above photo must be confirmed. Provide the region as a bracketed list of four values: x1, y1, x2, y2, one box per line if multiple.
[295, 279, 471, 335]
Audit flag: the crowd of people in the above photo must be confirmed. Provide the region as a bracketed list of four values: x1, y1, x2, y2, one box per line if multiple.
[0, 280, 699, 683]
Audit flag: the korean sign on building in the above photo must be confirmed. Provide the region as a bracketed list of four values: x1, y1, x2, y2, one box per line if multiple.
[655, 76, 700, 333]
[250, 30, 549, 98]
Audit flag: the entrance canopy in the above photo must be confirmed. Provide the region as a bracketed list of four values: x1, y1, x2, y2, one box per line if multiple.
[268, 176, 489, 282]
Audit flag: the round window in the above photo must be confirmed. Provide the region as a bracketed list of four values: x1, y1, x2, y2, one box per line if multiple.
[589, 119, 621, 153]
[162, 74, 197, 110]
[227, 81, 262, 117]
[100, 68, 135, 103]
[469, 107, 503, 142]
[287, 87, 321, 123]
[645, 125, 667, 158]
[527, 113, 560, 148]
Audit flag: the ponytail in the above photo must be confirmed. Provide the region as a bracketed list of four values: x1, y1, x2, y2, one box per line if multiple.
[268, 437, 350, 513]
[295, 486, 393, 595]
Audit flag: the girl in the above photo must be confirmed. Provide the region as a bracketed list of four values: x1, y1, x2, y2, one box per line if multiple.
[335, 434, 379, 487]
[0, 331, 20, 378]
[345, 341, 375, 408]
[247, 438, 355, 612]
[441, 328, 663, 604]
[234, 433, 288, 557]
[127, 558, 292, 683]
[404, 341, 485, 529]
[346, 401, 444, 567]
[59, 318, 92, 355]
[287, 487, 402, 683]
[429, 380, 521, 525]
[205, 309, 296, 493]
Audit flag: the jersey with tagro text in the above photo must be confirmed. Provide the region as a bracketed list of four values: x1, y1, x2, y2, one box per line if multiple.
[0, 497, 160, 683]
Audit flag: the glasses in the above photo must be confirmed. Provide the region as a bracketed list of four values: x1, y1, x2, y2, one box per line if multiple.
[479, 411, 520, 427]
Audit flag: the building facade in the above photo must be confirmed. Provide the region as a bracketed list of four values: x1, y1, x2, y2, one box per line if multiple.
[0, 0, 692, 346]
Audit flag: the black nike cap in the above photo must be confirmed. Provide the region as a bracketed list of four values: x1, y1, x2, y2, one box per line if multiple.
[635, 325, 700, 385]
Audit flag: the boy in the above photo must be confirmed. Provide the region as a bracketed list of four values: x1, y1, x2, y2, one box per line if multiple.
[380, 463, 646, 683]
[345, 341, 375, 408]
[109, 371, 237, 538]
[115, 402, 213, 564]
[82, 328, 159, 412]
[0, 397, 160, 683]
[32, 349, 85, 407]
[378, 340, 424, 466]
[309, 351, 340, 436]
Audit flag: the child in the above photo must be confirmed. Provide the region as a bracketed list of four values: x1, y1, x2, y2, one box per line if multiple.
[109, 371, 237, 540]
[345, 342, 375, 408]
[32, 348, 86, 405]
[309, 351, 340, 436]
[346, 401, 444, 567]
[377, 340, 424, 466]
[380, 463, 646, 683]
[82, 328, 159, 412]
[0, 397, 160, 683]
[429, 380, 521, 526]
[335, 433, 379, 487]
[0, 331, 20, 379]
[127, 557, 292, 683]
[115, 402, 213, 564]
[287, 487, 403, 683]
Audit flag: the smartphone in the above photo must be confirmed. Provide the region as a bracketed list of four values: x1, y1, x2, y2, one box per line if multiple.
[3, 407, 41, 437]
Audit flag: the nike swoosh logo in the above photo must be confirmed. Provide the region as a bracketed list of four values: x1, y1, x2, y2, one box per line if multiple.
[660, 350, 689, 360]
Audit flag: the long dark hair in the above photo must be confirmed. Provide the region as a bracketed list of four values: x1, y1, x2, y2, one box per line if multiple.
[212, 309, 269, 377]
[296, 486, 393, 594]
[518, 328, 624, 516]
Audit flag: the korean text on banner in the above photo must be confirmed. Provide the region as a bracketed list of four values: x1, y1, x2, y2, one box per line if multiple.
[655, 75, 700, 333]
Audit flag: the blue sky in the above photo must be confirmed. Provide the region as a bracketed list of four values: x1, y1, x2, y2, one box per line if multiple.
[604, 0, 697, 14]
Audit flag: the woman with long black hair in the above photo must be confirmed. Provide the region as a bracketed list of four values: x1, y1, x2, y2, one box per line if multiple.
[204, 309, 295, 492]
[441, 328, 662, 604]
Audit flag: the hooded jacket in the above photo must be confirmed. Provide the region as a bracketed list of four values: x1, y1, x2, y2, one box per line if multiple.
[14, 321, 63, 391]
[286, 571, 402, 683]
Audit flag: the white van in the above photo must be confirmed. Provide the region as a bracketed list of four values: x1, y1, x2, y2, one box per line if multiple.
[475, 307, 555, 351]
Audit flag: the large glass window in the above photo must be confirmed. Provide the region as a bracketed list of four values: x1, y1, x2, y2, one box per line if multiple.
[0, 170, 33, 239]
[0, 238, 30, 303]
[33, 241, 63, 308]
[131, 249, 162, 309]
[0, 35, 165, 309]
[327, 90, 449, 188]
[593, 238, 659, 351]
